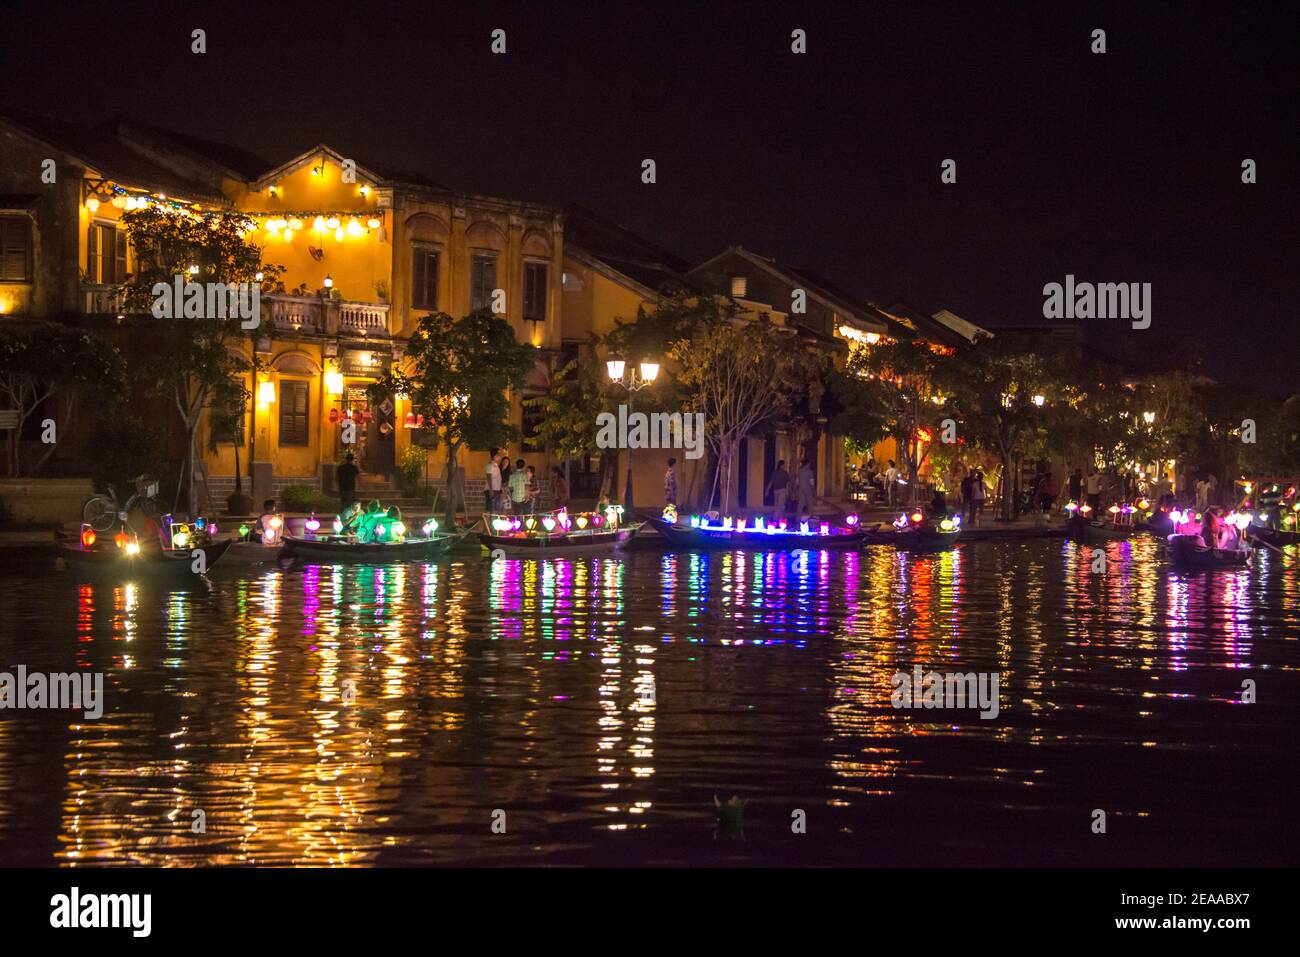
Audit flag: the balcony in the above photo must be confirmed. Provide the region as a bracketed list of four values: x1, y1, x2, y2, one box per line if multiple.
[264, 294, 390, 338]
[81, 283, 125, 316]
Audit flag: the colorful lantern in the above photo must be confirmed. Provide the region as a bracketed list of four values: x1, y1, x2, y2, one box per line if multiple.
[114, 531, 129, 549]
[542, 517, 557, 532]
[576, 515, 588, 529]
[80, 527, 96, 548]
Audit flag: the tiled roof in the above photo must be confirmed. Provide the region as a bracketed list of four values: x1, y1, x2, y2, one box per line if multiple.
[0, 106, 228, 203]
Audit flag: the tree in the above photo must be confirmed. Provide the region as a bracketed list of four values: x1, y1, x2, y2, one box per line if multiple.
[845, 337, 960, 505]
[947, 334, 1072, 520]
[370, 309, 536, 527]
[522, 343, 609, 486]
[120, 207, 282, 516]
[670, 315, 820, 512]
[0, 323, 125, 477]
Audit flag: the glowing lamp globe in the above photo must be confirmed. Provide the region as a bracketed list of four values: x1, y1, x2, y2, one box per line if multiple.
[845, 514, 859, 527]
[114, 531, 129, 549]
[542, 517, 557, 532]
[172, 530, 190, 549]
[1108, 505, 1120, 514]
[818, 522, 829, 536]
[333, 518, 343, 533]
[493, 518, 513, 532]
[125, 541, 141, 556]
[305, 516, 321, 533]
[940, 518, 955, 531]
[576, 515, 588, 529]
[910, 512, 924, 524]
[80, 528, 96, 548]
[524, 517, 537, 531]
[800, 520, 811, 534]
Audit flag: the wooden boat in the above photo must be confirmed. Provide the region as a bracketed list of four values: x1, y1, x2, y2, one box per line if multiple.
[889, 511, 961, 550]
[646, 515, 867, 550]
[283, 533, 458, 564]
[1067, 517, 1134, 543]
[480, 524, 641, 556]
[1166, 534, 1251, 570]
[218, 540, 288, 564]
[894, 526, 961, 550]
[60, 539, 232, 581]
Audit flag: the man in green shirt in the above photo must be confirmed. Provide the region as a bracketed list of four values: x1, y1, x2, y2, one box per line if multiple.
[508, 458, 530, 514]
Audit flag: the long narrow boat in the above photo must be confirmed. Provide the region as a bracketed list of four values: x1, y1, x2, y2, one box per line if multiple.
[1166, 534, 1251, 570]
[480, 524, 640, 556]
[890, 510, 961, 550]
[478, 508, 641, 556]
[284, 533, 458, 564]
[60, 540, 232, 582]
[646, 514, 867, 550]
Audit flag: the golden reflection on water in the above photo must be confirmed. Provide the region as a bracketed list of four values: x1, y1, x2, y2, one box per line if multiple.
[0, 537, 1290, 865]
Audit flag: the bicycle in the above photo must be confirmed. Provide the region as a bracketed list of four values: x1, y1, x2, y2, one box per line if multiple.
[82, 475, 164, 532]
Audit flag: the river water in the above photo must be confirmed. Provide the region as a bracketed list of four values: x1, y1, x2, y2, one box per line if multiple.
[0, 536, 1296, 866]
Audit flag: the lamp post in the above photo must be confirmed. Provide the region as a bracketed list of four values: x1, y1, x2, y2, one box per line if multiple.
[606, 356, 659, 513]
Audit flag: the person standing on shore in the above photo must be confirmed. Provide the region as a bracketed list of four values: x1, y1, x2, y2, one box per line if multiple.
[885, 460, 900, 506]
[796, 458, 816, 519]
[551, 466, 569, 511]
[508, 458, 529, 514]
[766, 459, 790, 519]
[484, 448, 501, 514]
[960, 467, 974, 523]
[337, 453, 359, 511]
[664, 457, 678, 509]
[970, 469, 987, 528]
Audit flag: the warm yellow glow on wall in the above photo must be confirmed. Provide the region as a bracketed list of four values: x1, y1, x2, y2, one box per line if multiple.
[258, 381, 276, 404]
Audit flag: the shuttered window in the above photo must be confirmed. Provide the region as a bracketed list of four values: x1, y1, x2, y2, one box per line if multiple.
[279, 380, 310, 446]
[85, 222, 126, 283]
[412, 248, 439, 310]
[523, 261, 547, 322]
[0, 217, 32, 282]
[471, 253, 497, 312]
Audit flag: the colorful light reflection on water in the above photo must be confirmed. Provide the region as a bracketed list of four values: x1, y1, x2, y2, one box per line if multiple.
[0, 536, 1296, 866]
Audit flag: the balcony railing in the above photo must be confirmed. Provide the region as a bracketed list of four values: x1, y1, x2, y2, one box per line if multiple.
[269, 295, 323, 333]
[264, 294, 390, 337]
[339, 300, 389, 336]
[81, 283, 125, 315]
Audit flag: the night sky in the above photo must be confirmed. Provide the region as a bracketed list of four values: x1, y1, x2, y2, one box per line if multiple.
[6, 0, 1296, 388]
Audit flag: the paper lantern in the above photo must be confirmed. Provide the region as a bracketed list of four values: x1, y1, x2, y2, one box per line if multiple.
[80, 528, 96, 548]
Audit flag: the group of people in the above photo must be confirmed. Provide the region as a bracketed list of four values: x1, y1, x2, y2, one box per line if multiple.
[760, 458, 819, 519]
[484, 448, 569, 514]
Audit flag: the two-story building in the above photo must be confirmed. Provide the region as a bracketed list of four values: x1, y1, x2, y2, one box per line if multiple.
[0, 107, 563, 509]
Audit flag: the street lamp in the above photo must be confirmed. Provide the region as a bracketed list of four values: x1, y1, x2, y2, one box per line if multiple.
[606, 355, 660, 513]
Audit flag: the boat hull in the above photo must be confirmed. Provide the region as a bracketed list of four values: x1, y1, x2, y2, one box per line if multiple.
[646, 516, 866, 550]
[217, 541, 288, 564]
[894, 528, 960, 550]
[1166, 534, 1250, 570]
[60, 540, 231, 581]
[283, 534, 457, 564]
[479, 526, 639, 555]
[1068, 520, 1134, 543]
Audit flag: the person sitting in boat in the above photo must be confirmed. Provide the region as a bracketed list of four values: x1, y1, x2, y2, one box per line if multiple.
[927, 489, 949, 519]
[1200, 508, 1223, 551]
[254, 499, 277, 540]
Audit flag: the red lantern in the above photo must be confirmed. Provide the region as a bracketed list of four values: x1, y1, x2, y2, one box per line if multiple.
[114, 531, 129, 549]
[363, 410, 373, 422]
[329, 408, 339, 423]
[80, 528, 96, 548]
[403, 412, 415, 428]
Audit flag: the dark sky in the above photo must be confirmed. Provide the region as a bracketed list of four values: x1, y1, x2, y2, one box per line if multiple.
[6, 0, 1297, 389]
